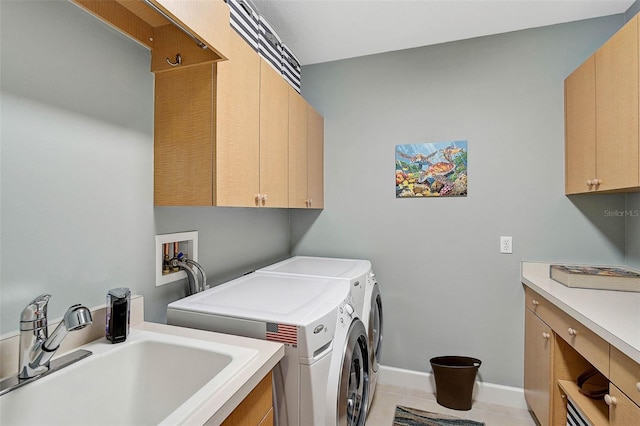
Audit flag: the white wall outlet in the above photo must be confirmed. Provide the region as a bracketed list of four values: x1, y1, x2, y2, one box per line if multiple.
[500, 236, 513, 254]
[155, 231, 199, 287]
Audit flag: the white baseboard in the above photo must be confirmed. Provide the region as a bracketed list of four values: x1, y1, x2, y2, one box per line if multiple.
[378, 365, 529, 411]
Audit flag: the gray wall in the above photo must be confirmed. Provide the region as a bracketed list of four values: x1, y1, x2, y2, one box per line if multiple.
[296, 16, 630, 387]
[0, 0, 289, 334]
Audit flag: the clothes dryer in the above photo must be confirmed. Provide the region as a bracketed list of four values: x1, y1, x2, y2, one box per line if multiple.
[259, 256, 368, 318]
[166, 271, 363, 426]
[259, 256, 383, 411]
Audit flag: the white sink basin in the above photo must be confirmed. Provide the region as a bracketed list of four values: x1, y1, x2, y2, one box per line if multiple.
[0, 329, 259, 425]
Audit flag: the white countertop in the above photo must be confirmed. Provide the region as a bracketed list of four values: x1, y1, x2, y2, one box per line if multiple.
[521, 262, 640, 364]
[136, 322, 284, 425]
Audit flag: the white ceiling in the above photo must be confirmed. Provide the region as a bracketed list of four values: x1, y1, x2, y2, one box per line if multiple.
[250, 0, 635, 65]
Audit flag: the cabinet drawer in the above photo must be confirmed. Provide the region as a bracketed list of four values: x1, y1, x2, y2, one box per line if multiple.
[524, 288, 609, 375]
[609, 383, 640, 426]
[610, 346, 640, 407]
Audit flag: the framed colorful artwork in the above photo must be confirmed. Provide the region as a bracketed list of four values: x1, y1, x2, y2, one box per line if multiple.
[395, 140, 468, 197]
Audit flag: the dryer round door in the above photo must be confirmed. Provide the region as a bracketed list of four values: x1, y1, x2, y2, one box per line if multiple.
[368, 283, 383, 373]
[327, 317, 370, 426]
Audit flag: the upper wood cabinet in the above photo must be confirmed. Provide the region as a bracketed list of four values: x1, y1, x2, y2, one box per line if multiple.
[215, 30, 261, 207]
[288, 88, 309, 208]
[75, 0, 324, 208]
[595, 16, 639, 192]
[258, 60, 289, 208]
[288, 89, 324, 209]
[565, 55, 596, 194]
[154, 63, 216, 206]
[151, 0, 229, 59]
[155, 31, 295, 207]
[565, 15, 640, 194]
[73, 0, 229, 61]
[307, 104, 325, 209]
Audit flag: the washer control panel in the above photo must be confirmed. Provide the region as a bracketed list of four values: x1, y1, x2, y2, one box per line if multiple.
[337, 297, 356, 327]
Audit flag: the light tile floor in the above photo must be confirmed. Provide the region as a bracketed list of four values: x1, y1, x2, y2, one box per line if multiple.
[366, 384, 538, 425]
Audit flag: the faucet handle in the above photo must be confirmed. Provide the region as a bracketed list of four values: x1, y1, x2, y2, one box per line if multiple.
[20, 294, 51, 327]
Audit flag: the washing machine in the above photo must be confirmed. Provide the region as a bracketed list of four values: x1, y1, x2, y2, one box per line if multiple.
[259, 256, 383, 411]
[326, 298, 370, 426]
[166, 271, 369, 426]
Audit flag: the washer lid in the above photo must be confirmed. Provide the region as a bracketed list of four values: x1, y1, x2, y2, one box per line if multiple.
[168, 272, 350, 325]
[260, 256, 371, 279]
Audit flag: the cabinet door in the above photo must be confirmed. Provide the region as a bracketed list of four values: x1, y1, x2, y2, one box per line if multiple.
[221, 372, 273, 425]
[595, 16, 639, 191]
[288, 88, 309, 208]
[524, 308, 552, 426]
[259, 60, 289, 208]
[565, 55, 596, 194]
[154, 64, 214, 206]
[215, 31, 260, 207]
[307, 104, 324, 209]
[609, 383, 640, 426]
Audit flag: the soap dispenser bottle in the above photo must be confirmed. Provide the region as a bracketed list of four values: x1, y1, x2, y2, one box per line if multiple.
[106, 287, 130, 343]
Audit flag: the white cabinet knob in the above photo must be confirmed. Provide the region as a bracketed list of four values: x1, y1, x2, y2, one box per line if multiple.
[604, 394, 617, 406]
[592, 179, 600, 186]
[568, 328, 577, 337]
[308, 198, 312, 206]
[532, 300, 540, 307]
[586, 179, 592, 186]
[542, 332, 550, 340]
[262, 194, 268, 201]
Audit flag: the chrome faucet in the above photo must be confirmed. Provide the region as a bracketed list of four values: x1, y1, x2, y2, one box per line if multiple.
[19, 294, 93, 379]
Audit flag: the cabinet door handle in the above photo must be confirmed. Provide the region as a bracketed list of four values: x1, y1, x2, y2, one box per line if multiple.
[604, 394, 617, 406]
[542, 332, 550, 340]
[586, 179, 592, 187]
[532, 300, 540, 307]
[568, 328, 577, 337]
[592, 178, 600, 186]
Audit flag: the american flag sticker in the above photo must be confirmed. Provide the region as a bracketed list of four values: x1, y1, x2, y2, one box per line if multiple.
[266, 323, 298, 346]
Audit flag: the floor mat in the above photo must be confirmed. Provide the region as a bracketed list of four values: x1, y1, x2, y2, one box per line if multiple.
[392, 405, 485, 426]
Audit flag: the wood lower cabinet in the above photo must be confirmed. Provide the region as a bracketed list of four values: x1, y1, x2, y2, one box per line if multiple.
[565, 15, 639, 194]
[524, 308, 552, 426]
[220, 372, 273, 426]
[609, 383, 640, 426]
[524, 287, 640, 426]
